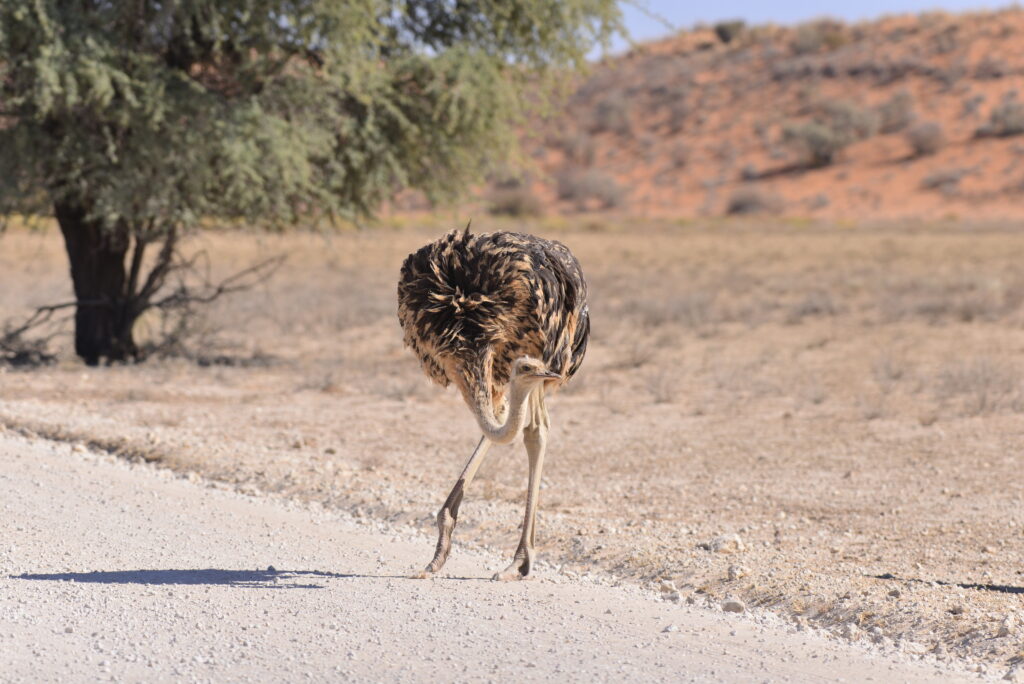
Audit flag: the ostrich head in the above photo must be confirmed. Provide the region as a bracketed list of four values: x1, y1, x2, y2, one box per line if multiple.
[511, 356, 560, 388]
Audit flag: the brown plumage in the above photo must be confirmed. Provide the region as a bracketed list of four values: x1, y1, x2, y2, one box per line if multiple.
[397, 225, 590, 580]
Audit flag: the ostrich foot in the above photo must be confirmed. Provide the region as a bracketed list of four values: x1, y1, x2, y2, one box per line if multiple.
[491, 550, 533, 581]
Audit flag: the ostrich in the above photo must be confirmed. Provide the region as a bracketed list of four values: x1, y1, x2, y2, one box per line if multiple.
[397, 226, 589, 581]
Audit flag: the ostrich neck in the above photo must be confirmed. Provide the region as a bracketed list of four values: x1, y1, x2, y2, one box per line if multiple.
[471, 378, 530, 445]
[468, 350, 530, 445]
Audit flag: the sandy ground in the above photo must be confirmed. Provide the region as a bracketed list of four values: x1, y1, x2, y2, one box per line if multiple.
[2, 220, 1024, 677]
[0, 432, 985, 682]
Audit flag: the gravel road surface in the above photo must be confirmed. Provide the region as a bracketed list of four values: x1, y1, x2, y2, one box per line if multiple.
[0, 433, 979, 683]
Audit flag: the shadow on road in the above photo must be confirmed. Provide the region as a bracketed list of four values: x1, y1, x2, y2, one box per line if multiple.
[12, 569, 344, 589]
[11, 568, 490, 587]
[871, 573, 1024, 595]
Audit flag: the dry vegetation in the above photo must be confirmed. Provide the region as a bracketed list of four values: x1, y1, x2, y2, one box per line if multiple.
[2, 218, 1024, 674]
[456, 8, 1024, 221]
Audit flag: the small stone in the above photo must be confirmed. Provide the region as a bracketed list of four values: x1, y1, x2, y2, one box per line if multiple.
[658, 579, 677, 593]
[841, 623, 859, 639]
[869, 626, 886, 644]
[722, 597, 746, 614]
[887, 588, 901, 598]
[64, 626, 73, 634]
[949, 604, 965, 616]
[709, 534, 745, 554]
[1004, 666, 1021, 682]
[998, 616, 1015, 637]
[727, 565, 749, 581]
[662, 624, 679, 633]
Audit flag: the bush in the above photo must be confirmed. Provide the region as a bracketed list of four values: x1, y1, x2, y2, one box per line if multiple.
[976, 98, 1024, 138]
[905, 121, 945, 156]
[877, 91, 916, 133]
[820, 100, 879, 140]
[556, 169, 625, 210]
[487, 186, 543, 217]
[714, 20, 745, 44]
[792, 20, 848, 55]
[782, 121, 848, 167]
[921, 167, 967, 194]
[725, 187, 783, 215]
[590, 95, 632, 136]
[781, 100, 878, 168]
[562, 133, 595, 165]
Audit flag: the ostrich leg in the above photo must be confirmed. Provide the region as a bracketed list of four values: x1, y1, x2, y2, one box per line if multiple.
[411, 436, 493, 578]
[494, 388, 549, 581]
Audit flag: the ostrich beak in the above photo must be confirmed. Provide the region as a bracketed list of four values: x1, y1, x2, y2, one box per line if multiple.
[535, 369, 561, 379]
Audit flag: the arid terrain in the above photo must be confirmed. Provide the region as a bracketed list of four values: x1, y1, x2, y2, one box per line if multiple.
[2, 218, 1023, 677]
[448, 8, 1024, 221]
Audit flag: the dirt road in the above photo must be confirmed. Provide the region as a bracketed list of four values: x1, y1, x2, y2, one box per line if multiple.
[0, 433, 979, 683]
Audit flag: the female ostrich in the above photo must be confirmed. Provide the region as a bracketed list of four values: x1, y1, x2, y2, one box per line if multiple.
[397, 226, 589, 581]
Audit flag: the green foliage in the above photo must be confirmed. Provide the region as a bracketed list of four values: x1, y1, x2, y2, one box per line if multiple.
[0, 1, 622, 231]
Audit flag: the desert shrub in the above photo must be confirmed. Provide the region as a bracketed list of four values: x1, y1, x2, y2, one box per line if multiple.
[921, 167, 967, 194]
[905, 121, 945, 156]
[782, 100, 878, 167]
[562, 133, 596, 165]
[556, 169, 625, 210]
[820, 100, 879, 140]
[877, 91, 916, 133]
[935, 358, 1022, 416]
[961, 94, 986, 119]
[665, 94, 690, 134]
[976, 97, 1024, 137]
[669, 142, 689, 169]
[590, 95, 632, 136]
[487, 186, 543, 217]
[725, 187, 783, 215]
[975, 56, 1008, 80]
[782, 121, 848, 167]
[791, 20, 848, 55]
[714, 20, 745, 44]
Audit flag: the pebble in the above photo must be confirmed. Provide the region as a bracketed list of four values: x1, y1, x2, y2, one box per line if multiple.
[722, 598, 746, 614]
[998, 616, 1015, 637]
[727, 565, 749, 581]
[662, 624, 679, 633]
[709, 534, 745, 554]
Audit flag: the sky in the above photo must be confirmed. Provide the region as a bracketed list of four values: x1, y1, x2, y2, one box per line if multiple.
[610, 0, 1013, 53]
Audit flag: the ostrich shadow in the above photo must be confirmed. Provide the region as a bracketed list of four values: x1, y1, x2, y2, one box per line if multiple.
[871, 572, 1024, 595]
[11, 568, 488, 588]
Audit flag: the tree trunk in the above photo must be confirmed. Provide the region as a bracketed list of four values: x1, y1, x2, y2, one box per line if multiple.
[54, 202, 138, 365]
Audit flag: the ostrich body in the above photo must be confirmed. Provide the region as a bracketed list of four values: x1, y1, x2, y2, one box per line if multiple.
[397, 227, 589, 580]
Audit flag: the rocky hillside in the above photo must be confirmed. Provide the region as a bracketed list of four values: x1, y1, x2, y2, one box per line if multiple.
[486, 8, 1024, 220]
